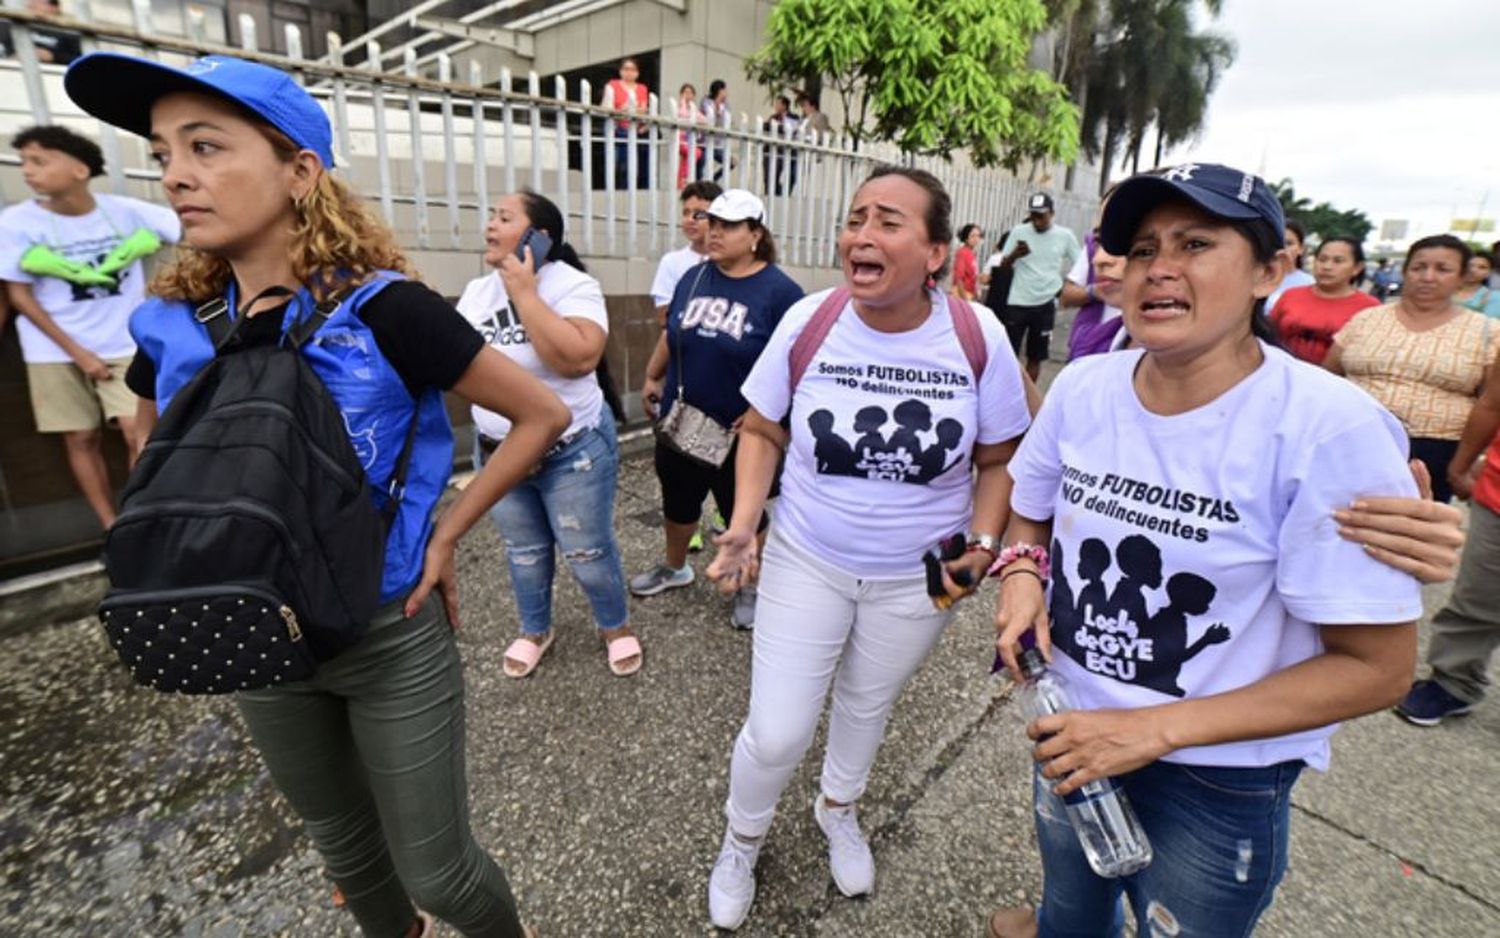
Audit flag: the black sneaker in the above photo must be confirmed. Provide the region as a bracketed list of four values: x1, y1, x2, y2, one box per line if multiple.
[1394, 679, 1472, 726]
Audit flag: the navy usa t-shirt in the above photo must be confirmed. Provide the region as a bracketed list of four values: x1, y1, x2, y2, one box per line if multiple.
[662, 261, 804, 428]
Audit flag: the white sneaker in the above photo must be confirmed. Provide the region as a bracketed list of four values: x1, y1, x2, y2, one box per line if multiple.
[814, 796, 875, 897]
[707, 827, 761, 930]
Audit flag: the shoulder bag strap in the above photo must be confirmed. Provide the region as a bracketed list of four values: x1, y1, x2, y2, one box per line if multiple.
[788, 286, 851, 394]
[672, 262, 713, 401]
[947, 296, 990, 383]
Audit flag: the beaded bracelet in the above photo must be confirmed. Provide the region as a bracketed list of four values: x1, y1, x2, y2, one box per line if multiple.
[988, 542, 1051, 580]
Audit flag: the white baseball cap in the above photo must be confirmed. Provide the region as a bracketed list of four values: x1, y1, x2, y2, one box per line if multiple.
[706, 189, 766, 224]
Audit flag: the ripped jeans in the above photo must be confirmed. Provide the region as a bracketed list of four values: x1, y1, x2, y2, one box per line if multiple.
[476, 418, 629, 635]
[1035, 759, 1303, 938]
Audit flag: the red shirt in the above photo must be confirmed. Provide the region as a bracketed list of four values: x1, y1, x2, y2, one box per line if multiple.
[1473, 430, 1500, 514]
[1272, 286, 1379, 366]
[954, 246, 978, 297]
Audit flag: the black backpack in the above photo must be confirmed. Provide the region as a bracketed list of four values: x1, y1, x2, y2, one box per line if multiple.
[98, 291, 416, 694]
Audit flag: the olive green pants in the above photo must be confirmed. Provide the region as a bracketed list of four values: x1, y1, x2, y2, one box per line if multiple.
[237, 595, 521, 937]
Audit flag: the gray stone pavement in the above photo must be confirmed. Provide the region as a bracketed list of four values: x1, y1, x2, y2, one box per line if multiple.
[3, 321, 1499, 936]
[2, 454, 1497, 937]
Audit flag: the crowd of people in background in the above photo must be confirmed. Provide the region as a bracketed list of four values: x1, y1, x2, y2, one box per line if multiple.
[0, 38, 1494, 938]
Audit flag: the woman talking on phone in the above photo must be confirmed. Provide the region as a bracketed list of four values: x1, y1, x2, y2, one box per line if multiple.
[457, 190, 638, 678]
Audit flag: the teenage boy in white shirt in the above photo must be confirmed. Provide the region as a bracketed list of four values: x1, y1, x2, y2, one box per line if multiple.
[650, 180, 722, 329]
[0, 125, 179, 528]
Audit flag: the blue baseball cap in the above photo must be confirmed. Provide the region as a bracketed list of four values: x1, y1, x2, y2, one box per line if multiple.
[1098, 162, 1284, 255]
[64, 52, 335, 167]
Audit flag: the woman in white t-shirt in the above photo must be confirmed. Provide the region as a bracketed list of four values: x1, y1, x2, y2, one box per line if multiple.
[987, 164, 1425, 938]
[701, 166, 1033, 930]
[457, 190, 639, 678]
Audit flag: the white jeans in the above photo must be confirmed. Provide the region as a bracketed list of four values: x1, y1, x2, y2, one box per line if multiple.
[724, 526, 953, 838]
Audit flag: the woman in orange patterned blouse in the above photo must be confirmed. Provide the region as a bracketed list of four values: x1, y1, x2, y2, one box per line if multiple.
[1326, 234, 1498, 503]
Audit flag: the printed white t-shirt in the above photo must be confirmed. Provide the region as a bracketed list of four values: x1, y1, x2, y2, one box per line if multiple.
[651, 244, 704, 307]
[456, 261, 609, 439]
[742, 288, 1031, 579]
[1008, 345, 1423, 771]
[0, 194, 180, 363]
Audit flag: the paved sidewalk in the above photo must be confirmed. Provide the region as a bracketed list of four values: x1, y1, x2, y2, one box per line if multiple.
[2, 449, 1496, 937]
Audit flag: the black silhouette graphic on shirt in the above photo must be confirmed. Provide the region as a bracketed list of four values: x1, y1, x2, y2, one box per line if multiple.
[477, 300, 527, 347]
[808, 409, 857, 474]
[807, 401, 963, 484]
[1103, 534, 1163, 635]
[1048, 533, 1230, 696]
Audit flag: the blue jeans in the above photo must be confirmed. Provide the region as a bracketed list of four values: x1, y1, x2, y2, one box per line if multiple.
[1035, 759, 1303, 938]
[477, 418, 629, 635]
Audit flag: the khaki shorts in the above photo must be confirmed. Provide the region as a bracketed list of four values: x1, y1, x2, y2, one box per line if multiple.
[26, 358, 138, 433]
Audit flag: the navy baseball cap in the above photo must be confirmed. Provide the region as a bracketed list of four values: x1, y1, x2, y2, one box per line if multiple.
[1098, 162, 1284, 255]
[64, 52, 335, 167]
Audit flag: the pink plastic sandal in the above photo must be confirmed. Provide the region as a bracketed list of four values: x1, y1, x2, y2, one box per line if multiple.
[502, 633, 554, 678]
[605, 633, 643, 677]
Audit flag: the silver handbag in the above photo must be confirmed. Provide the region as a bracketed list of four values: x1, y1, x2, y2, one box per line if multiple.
[655, 264, 735, 468]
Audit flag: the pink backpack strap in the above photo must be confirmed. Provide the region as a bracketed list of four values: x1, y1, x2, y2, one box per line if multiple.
[788, 286, 852, 394]
[947, 296, 990, 384]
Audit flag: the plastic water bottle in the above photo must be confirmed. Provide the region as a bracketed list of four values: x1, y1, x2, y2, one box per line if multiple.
[1015, 636, 1153, 878]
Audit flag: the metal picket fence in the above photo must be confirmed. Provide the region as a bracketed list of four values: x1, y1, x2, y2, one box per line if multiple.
[0, 4, 1096, 266]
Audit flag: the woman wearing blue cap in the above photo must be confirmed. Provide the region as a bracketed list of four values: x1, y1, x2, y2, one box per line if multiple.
[63, 52, 557, 937]
[986, 163, 1434, 937]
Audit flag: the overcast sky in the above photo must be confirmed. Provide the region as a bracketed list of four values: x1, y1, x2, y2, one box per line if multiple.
[1163, 0, 1500, 242]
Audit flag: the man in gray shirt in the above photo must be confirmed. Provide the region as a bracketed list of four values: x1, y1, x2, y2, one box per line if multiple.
[999, 193, 1081, 380]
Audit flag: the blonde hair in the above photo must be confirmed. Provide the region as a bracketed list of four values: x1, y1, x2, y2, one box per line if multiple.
[150, 124, 413, 304]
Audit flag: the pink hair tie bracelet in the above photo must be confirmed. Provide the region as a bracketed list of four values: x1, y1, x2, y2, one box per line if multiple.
[989, 542, 1051, 580]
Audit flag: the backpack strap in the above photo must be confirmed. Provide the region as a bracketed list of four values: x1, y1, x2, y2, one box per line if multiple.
[947, 296, 990, 382]
[788, 286, 851, 394]
[787, 288, 991, 395]
[381, 413, 421, 528]
[287, 291, 345, 349]
[193, 297, 241, 351]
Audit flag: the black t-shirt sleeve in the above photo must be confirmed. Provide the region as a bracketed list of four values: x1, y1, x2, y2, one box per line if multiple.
[358, 280, 485, 393]
[126, 350, 157, 399]
[124, 281, 483, 401]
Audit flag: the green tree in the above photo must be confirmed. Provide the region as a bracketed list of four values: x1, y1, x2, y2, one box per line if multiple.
[1272, 178, 1374, 245]
[1044, 0, 1233, 193]
[745, 0, 1079, 170]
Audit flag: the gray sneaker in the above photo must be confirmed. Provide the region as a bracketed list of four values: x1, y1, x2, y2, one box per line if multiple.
[730, 585, 758, 630]
[629, 563, 694, 597]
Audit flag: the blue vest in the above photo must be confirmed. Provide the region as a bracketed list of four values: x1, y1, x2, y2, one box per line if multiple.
[129, 272, 454, 604]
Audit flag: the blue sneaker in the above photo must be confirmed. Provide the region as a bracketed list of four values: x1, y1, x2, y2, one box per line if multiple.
[1395, 679, 1472, 726]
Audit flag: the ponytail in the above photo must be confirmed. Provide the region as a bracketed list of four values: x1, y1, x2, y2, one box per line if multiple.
[517, 187, 587, 272]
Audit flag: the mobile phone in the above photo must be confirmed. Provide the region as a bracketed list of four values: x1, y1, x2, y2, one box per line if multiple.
[515, 227, 553, 269]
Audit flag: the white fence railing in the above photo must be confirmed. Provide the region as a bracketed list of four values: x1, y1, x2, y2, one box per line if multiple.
[0, 7, 1096, 266]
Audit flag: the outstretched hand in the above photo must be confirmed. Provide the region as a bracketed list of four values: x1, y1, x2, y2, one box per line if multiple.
[706, 526, 759, 595]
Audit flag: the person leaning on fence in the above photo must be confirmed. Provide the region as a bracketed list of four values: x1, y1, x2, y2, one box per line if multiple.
[698, 79, 731, 182]
[633, 189, 803, 630]
[65, 51, 566, 938]
[601, 56, 650, 190]
[457, 189, 639, 679]
[702, 166, 1034, 930]
[0, 124, 179, 530]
